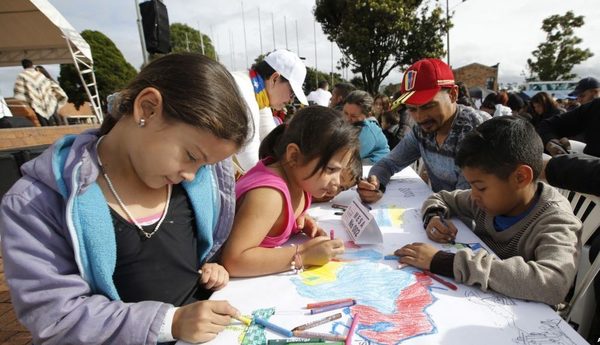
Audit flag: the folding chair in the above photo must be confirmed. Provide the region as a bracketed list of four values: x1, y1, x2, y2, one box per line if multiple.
[559, 191, 600, 339]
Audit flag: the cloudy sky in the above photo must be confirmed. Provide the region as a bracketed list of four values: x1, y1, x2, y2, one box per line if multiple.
[1, 0, 599, 96]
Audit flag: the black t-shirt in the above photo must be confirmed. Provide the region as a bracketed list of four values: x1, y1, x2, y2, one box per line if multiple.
[112, 184, 211, 306]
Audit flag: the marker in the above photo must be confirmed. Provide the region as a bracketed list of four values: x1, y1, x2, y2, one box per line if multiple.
[438, 217, 456, 244]
[306, 298, 354, 309]
[254, 316, 294, 337]
[423, 270, 458, 291]
[384, 255, 400, 260]
[345, 313, 360, 345]
[332, 203, 348, 210]
[233, 314, 252, 326]
[361, 201, 372, 210]
[267, 339, 326, 344]
[334, 211, 344, 216]
[293, 331, 346, 342]
[291, 313, 342, 332]
[330, 229, 335, 240]
[310, 300, 356, 315]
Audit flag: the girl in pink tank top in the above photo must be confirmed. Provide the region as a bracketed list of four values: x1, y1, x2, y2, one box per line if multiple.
[222, 107, 360, 277]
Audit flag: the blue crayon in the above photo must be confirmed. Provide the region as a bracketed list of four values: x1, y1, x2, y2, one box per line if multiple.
[254, 316, 294, 338]
[384, 255, 400, 260]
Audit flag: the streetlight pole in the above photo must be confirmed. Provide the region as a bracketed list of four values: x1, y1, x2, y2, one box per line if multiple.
[446, 0, 450, 66]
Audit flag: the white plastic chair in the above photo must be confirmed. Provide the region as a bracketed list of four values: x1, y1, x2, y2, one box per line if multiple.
[559, 191, 600, 338]
[569, 140, 587, 154]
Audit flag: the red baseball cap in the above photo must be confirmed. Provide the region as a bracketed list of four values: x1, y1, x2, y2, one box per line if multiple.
[391, 58, 455, 108]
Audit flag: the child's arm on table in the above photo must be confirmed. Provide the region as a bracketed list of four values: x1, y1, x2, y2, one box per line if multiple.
[222, 188, 344, 277]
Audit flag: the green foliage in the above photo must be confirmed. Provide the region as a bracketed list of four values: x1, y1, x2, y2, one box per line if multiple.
[59, 30, 137, 109]
[527, 11, 593, 81]
[314, 0, 448, 94]
[304, 67, 345, 94]
[169, 23, 216, 59]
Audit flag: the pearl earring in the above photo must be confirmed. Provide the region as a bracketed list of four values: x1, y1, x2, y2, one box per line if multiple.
[138, 118, 146, 127]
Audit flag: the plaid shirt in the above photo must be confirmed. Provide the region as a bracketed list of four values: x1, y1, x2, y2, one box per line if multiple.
[370, 104, 490, 192]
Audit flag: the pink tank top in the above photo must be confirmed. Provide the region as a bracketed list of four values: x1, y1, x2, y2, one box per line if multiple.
[236, 159, 312, 248]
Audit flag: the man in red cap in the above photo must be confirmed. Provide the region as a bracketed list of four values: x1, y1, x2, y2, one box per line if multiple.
[358, 58, 490, 203]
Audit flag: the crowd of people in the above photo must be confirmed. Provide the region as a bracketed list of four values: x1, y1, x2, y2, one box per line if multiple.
[1, 48, 599, 344]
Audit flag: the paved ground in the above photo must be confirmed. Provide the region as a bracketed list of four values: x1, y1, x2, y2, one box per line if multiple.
[0, 255, 32, 345]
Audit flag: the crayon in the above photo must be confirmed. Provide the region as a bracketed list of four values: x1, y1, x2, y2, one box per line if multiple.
[291, 313, 342, 332]
[332, 203, 348, 210]
[254, 316, 294, 337]
[293, 331, 346, 342]
[423, 270, 458, 291]
[438, 217, 456, 244]
[310, 300, 356, 315]
[330, 229, 335, 240]
[345, 313, 360, 345]
[233, 314, 252, 326]
[383, 255, 400, 260]
[334, 211, 344, 216]
[306, 298, 354, 309]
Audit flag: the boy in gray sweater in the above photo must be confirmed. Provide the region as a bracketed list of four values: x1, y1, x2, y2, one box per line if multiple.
[395, 116, 581, 306]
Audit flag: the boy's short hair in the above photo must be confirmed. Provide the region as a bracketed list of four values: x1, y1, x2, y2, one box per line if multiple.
[456, 116, 543, 180]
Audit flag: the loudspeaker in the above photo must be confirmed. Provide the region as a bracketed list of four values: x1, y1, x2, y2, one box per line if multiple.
[139, 0, 171, 54]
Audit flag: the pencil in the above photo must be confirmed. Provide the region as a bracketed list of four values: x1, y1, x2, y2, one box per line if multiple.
[293, 331, 346, 342]
[310, 300, 356, 315]
[345, 313, 360, 345]
[438, 217, 456, 244]
[423, 270, 458, 290]
[306, 298, 354, 309]
[291, 313, 342, 332]
[254, 316, 293, 337]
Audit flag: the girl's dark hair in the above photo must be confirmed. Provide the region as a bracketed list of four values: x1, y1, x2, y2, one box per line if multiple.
[531, 91, 560, 116]
[100, 53, 251, 147]
[259, 106, 359, 178]
[35, 65, 54, 82]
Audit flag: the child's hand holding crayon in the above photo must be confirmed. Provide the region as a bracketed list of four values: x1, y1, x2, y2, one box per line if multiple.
[425, 216, 457, 243]
[300, 236, 345, 266]
[199, 262, 229, 291]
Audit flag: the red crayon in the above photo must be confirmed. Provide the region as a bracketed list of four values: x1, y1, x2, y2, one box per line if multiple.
[306, 298, 354, 309]
[423, 270, 458, 291]
[330, 229, 335, 240]
[345, 313, 360, 345]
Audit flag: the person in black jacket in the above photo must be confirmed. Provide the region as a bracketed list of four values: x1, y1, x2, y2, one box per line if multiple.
[538, 98, 600, 157]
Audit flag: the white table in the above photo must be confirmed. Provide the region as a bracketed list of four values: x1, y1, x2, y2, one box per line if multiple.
[180, 167, 587, 345]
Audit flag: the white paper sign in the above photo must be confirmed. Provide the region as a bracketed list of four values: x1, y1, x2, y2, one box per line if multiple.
[341, 198, 383, 244]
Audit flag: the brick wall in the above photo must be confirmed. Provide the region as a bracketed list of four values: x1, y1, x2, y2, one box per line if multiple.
[0, 125, 98, 151]
[453, 63, 499, 91]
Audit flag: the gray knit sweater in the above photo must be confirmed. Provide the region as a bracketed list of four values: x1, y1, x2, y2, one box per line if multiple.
[423, 182, 582, 305]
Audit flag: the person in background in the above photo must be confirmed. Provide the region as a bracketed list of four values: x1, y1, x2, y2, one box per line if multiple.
[358, 58, 490, 203]
[456, 81, 474, 107]
[307, 80, 332, 106]
[538, 97, 600, 157]
[380, 110, 410, 150]
[568, 77, 600, 105]
[343, 90, 390, 163]
[222, 107, 357, 277]
[479, 91, 512, 117]
[0, 53, 251, 344]
[396, 116, 581, 306]
[329, 82, 356, 111]
[13, 58, 58, 126]
[35, 65, 68, 125]
[372, 94, 391, 123]
[231, 49, 308, 172]
[530, 91, 564, 128]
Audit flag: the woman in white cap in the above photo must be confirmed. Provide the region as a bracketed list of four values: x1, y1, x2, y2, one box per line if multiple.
[231, 49, 308, 172]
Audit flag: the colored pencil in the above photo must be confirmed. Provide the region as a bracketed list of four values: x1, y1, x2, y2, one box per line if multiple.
[423, 270, 458, 290]
[306, 298, 354, 309]
[345, 313, 360, 345]
[293, 331, 346, 342]
[310, 300, 356, 315]
[254, 316, 293, 337]
[291, 313, 342, 332]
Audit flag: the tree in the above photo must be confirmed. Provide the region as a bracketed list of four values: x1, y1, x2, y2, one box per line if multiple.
[169, 23, 216, 59]
[304, 67, 345, 94]
[527, 11, 593, 81]
[59, 30, 137, 109]
[314, 0, 448, 94]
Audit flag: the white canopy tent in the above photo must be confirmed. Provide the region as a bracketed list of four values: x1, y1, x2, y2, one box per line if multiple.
[0, 0, 103, 121]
